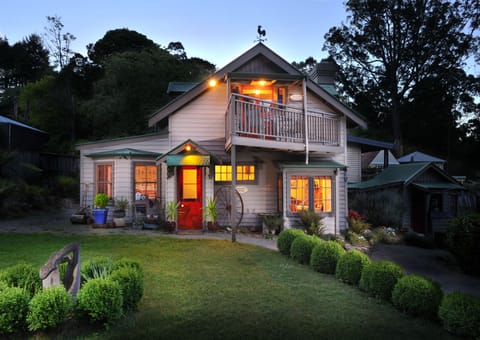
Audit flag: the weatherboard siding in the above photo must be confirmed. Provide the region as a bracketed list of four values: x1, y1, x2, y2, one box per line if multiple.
[347, 144, 362, 183]
[169, 83, 227, 147]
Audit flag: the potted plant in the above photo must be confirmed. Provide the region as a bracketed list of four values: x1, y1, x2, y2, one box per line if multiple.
[204, 197, 218, 232]
[261, 213, 283, 236]
[112, 196, 129, 227]
[93, 193, 109, 225]
[165, 200, 180, 233]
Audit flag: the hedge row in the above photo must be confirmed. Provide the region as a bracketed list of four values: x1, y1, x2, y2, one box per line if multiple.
[0, 257, 144, 335]
[277, 229, 480, 339]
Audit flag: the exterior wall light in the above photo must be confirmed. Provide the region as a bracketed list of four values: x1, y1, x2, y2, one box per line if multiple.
[209, 79, 217, 87]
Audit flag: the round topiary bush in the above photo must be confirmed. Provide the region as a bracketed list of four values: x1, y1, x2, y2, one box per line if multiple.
[109, 265, 144, 311]
[335, 249, 371, 285]
[27, 286, 73, 331]
[439, 292, 480, 339]
[290, 235, 323, 265]
[0, 286, 30, 335]
[310, 241, 345, 274]
[0, 262, 42, 297]
[359, 260, 404, 301]
[277, 228, 306, 256]
[392, 274, 443, 319]
[77, 277, 123, 326]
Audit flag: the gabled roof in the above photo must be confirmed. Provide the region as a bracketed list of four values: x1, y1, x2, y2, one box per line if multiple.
[167, 82, 198, 94]
[362, 150, 399, 168]
[349, 162, 462, 190]
[85, 148, 161, 158]
[156, 139, 221, 165]
[148, 43, 367, 129]
[398, 151, 445, 164]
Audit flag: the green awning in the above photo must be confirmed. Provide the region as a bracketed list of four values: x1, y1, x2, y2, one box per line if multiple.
[166, 155, 210, 166]
[86, 148, 161, 158]
[412, 182, 464, 191]
[278, 161, 346, 169]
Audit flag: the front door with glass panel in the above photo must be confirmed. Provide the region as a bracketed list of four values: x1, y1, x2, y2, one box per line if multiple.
[177, 166, 203, 230]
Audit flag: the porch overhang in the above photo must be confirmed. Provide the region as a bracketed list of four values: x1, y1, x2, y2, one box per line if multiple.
[166, 155, 210, 166]
[411, 182, 464, 192]
[278, 160, 347, 170]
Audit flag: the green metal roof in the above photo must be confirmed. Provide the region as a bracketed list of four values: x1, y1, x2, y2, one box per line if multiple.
[86, 148, 161, 158]
[412, 182, 464, 191]
[278, 161, 346, 169]
[349, 162, 464, 191]
[349, 163, 430, 190]
[319, 84, 338, 97]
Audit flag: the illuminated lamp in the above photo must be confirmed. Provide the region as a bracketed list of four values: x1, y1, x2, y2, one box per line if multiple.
[209, 79, 217, 87]
[185, 145, 192, 152]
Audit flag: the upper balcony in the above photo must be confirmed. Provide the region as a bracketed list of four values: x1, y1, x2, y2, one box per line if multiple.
[225, 93, 342, 153]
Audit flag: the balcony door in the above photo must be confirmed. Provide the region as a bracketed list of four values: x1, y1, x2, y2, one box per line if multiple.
[177, 166, 203, 230]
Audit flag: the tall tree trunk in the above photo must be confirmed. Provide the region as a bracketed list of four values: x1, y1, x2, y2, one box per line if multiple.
[391, 96, 403, 157]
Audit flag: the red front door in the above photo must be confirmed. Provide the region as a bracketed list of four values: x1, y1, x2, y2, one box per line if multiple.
[177, 166, 203, 230]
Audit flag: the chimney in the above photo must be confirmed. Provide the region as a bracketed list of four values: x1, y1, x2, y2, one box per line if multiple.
[310, 58, 339, 85]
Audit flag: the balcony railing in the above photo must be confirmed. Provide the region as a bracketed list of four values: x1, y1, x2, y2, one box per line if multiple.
[225, 94, 340, 151]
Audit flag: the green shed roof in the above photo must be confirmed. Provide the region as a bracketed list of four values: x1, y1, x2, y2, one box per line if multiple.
[86, 148, 161, 158]
[349, 162, 463, 191]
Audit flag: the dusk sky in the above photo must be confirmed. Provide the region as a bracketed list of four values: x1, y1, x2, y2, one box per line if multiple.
[0, 0, 349, 68]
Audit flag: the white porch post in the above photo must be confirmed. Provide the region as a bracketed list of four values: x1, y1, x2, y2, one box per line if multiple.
[231, 144, 237, 242]
[303, 77, 309, 165]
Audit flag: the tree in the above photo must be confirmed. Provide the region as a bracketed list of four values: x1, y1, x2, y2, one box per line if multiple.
[44, 15, 76, 70]
[324, 0, 478, 156]
[292, 56, 318, 75]
[87, 29, 156, 65]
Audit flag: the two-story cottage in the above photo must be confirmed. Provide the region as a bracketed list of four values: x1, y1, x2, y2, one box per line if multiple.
[76, 43, 367, 234]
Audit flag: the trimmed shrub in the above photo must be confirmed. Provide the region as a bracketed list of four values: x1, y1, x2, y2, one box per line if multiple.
[310, 241, 345, 274]
[446, 212, 480, 275]
[392, 275, 443, 319]
[277, 229, 305, 256]
[77, 277, 123, 326]
[0, 262, 42, 297]
[290, 235, 323, 265]
[110, 266, 144, 311]
[359, 260, 404, 301]
[27, 286, 73, 331]
[0, 286, 30, 334]
[335, 250, 371, 285]
[439, 292, 480, 338]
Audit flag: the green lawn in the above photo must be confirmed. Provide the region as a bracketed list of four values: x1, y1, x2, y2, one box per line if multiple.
[0, 234, 455, 339]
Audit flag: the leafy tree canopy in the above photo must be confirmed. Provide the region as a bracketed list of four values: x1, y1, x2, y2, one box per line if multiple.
[324, 0, 479, 156]
[87, 28, 157, 65]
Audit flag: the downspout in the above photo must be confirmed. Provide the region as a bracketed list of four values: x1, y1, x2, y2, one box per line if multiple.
[231, 144, 237, 242]
[303, 77, 309, 165]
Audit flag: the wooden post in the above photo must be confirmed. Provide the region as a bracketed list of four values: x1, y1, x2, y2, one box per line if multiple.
[231, 144, 237, 242]
[303, 77, 309, 165]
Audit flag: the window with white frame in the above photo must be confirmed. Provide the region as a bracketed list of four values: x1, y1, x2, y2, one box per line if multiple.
[134, 163, 158, 200]
[289, 175, 332, 213]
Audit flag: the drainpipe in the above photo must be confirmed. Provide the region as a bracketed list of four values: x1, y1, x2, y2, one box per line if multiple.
[303, 76, 309, 165]
[231, 144, 237, 242]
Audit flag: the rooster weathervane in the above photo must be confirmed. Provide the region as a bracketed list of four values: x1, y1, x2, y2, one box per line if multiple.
[255, 25, 267, 42]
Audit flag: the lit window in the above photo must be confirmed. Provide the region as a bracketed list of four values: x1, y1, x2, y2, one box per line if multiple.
[289, 175, 332, 213]
[214, 165, 256, 182]
[96, 164, 113, 198]
[135, 164, 157, 199]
